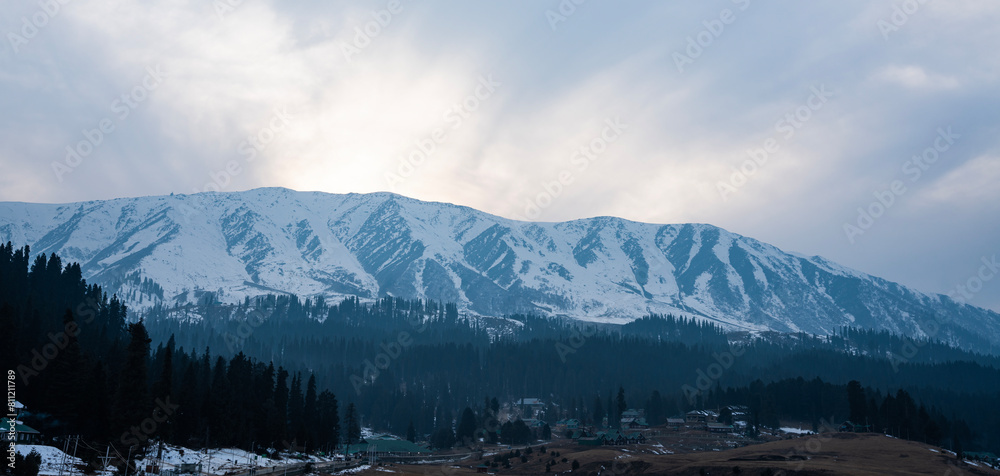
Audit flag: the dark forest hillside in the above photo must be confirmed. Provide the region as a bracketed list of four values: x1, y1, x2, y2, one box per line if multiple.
[3, 243, 999, 466]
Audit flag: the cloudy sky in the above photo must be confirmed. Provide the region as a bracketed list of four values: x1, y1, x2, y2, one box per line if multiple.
[1, 0, 998, 311]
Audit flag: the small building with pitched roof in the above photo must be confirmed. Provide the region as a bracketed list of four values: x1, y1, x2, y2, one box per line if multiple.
[2, 418, 41, 444]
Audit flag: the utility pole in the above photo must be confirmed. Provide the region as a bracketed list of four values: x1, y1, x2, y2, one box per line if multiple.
[99, 446, 114, 472]
[249, 441, 256, 476]
[124, 446, 134, 476]
[58, 437, 69, 476]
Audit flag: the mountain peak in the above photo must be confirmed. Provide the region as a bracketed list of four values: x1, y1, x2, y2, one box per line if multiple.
[1, 190, 997, 351]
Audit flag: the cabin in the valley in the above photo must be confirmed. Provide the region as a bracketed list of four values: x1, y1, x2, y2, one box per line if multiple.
[1, 417, 41, 444]
[3, 401, 41, 444]
[344, 436, 431, 461]
[685, 410, 709, 424]
[666, 417, 685, 430]
[621, 416, 649, 430]
[707, 422, 734, 434]
[838, 421, 872, 433]
[554, 418, 580, 438]
[625, 432, 646, 444]
[594, 430, 624, 445]
[515, 398, 546, 419]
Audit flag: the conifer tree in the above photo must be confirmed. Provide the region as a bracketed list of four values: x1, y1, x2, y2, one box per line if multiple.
[317, 390, 340, 451]
[616, 386, 627, 428]
[847, 380, 866, 424]
[456, 407, 477, 446]
[593, 396, 604, 427]
[288, 372, 305, 444]
[114, 320, 152, 439]
[406, 420, 416, 443]
[274, 367, 290, 443]
[48, 310, 84, 427]
[343, 403, 361, 448]
[304, 374, 318, 449]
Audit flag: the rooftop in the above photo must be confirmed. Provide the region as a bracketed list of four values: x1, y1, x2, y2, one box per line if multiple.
[345, 438, 430, 455]
[1, 418, 39, 434]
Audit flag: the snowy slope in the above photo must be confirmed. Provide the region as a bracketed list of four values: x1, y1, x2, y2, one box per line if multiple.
[14, 444, 84, 475]
[1, 187, 998, 348]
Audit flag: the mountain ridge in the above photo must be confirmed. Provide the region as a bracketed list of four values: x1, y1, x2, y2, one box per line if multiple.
[1, 187, 998, 351]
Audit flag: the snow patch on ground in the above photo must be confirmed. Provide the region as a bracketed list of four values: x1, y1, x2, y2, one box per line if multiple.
[780, 427, 814, 435]
[138, 443, 339, 475]
[145, 445, 280, 474]
[15, 444, 84, 475]
[647, 443, 674, 455]
[14, 441, 340, 476]
[333, 464, 370, 474]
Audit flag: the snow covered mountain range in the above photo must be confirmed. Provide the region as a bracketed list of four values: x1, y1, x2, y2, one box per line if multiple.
[1, 187, 997, 348]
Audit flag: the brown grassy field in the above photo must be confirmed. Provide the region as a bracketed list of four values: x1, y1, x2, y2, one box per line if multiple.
[339, 433, 999, 475]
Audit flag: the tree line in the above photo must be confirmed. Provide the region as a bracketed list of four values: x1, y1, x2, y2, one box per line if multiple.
[0, 244, 355, 475]
[3, 243, 999, 462]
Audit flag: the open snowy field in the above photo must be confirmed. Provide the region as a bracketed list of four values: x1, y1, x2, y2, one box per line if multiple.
[14, 443, 340, 476]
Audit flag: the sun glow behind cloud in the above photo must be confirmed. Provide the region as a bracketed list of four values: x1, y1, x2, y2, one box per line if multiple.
[0, 0, 999, 310]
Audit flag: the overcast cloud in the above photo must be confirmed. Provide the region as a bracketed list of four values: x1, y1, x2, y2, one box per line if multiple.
[1, 0, 998, 311]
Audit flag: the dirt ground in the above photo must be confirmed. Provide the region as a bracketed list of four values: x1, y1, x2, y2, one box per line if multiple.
[337, 432, 999, 476]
